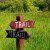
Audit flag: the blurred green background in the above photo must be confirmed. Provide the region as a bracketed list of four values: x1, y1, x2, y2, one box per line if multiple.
[0, 0, 50, 50]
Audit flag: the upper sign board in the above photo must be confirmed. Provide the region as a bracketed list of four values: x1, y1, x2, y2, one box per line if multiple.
[10, 20, 35, 29]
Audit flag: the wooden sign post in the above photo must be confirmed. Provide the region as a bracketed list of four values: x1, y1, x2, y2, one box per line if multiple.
[6, 16, 35, 50]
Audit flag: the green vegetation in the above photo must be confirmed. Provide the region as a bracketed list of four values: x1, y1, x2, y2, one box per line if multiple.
[0, 0, 50, 12]
[0, 0, 50, 50]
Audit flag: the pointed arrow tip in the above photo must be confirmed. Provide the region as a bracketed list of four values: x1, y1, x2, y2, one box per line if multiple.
[6, 30, 9, 33]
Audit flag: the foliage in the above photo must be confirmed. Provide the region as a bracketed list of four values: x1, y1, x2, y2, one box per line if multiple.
[33, 0, 47, 10]
[45, 0, 50, 10]
[0, 0, 50, 12]
[0, 0, 38, 12]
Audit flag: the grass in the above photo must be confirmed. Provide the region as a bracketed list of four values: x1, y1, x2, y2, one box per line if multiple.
[0, 11, 50, 50]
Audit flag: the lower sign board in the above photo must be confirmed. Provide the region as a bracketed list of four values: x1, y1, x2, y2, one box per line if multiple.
[10, 20, 35, 29]
[6, 30, 30, 39]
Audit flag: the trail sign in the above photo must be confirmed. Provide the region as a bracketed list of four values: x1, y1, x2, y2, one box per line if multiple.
[6, 30, 30, 38]
[6, 16, 35, 50]
[10, 20, 34, 29]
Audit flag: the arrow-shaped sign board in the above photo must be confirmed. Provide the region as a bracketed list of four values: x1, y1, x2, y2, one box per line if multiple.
[10, 20, 35, 29]
[6, 30, 30, 38]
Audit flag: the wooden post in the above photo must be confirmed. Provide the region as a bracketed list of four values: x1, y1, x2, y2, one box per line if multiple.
[16, 16, 24, 50]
